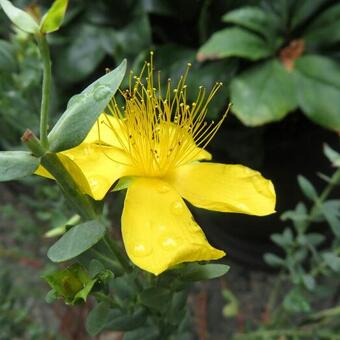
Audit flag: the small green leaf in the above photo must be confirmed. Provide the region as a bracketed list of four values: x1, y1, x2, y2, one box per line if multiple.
[263, 253, 284, 267]
[222, 6, 276, 38]
[89, 259, 105, 278]
[40, 0, 68, 34]
[45, 289, 58, 303]
[106, 308, 147, 331]
[305, 233, 325, 246]
[197, 27, 273, 61]
[222, 289, 239, 317]
[181, 263, 230, 281]
[302, 274, 316, 291]
[230, 60, 297, 126]
[48, 59, 126, 152]
[123, 327, 159, 340]
[0, 151, 40, 181]
[140, 287, 171, 312]
[44, 263, 96, 304]
[283, 289, 311, 313]
[112, 176, 133, 191]
[323, 252, 340, 272]
[294, 55, 340, 132]
[0, 0, 39, 33]
[86, 302, 111, 336]
[297, 175, 318, 201]
[304, 3, 340, 48]
[324, 144, 340, 167]
[321, 201, 340, 237]
[47, 220, 106, 262]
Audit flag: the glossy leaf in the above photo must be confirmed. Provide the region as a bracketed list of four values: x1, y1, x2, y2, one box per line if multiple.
[0, 0, 39, 33]
[297, 175, 318, 201]
[197, 27, 273, 62]
[294, 55, 340, 132]
[47, 220, 106, 262]
[40, 0, 68, 33]
[181, 263, 230, 281]
[0, 151, 40, 181]
[140, 287, 171, 312]
[222, 6, 274, 38]
[106, 308, 147, 331]
[48, 59, 126, 152]
[230, 60, 297, 126]
[304, 3, 340, 48]
[86, 302, 111, 336]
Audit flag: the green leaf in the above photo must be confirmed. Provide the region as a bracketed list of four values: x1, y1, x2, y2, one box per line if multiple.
[294, 55, 340, 132]
[0, 151, 40, 181]
[0, 0, 39, 33]
[48, 59, 126, 152]
[197, 27, 273, 62]
[222, 289, 239, 318]
[271, 228, 293, 248]
[263, 253, 284, 267]
[140, 287, 171, 312]
[89, 259, 105, 278]
[304, 3, 340, 48]
[297, 175, 318, 201]
[123, 327, 159, 340]
[86, 302, 111, 336]
[181, 263, 230, 281]
[47, 220, 106, 262]
[283, 289, 311, 313]
[222, 6, 275, 38]
[323, 252, 340, 272]
[230, 60, 297, 126]
[324, 144, 340, 167]
[0, 39, 16, 72]
[305, 233, 325, 246]
[291, 0, 325, 29]
[45, 289, 58, 303]
[40, 0, 68, 34]
[106, 308, 147, 331]
[321, 201, 340, 237]
[44, 263, 96, 304]
[302, 274, 315, 291]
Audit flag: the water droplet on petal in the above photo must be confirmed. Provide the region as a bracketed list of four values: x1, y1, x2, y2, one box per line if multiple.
[160, 235, 180, 251]
[157, 183, 171, 193]
[88, 175, 110, 190]
[131, 243, 153, 257]
[171, 200, 185, 216]
[93, 85, 111, 101]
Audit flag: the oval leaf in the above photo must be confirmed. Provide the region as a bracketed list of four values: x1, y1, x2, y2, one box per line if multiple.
[48, 59, 126, 152]
[86, 302, 111, 336]
[197, 27, 273, 62]
[230, 60, 297, 126]
[0, 0, 39, 33]
[47, 220, 106, 262]
[0, 151, 40, 181]
[40, 0, 68, 34]
[182, 263, 230, 281]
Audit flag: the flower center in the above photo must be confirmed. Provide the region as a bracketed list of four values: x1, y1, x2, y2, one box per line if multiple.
[105, 53, 229, 177]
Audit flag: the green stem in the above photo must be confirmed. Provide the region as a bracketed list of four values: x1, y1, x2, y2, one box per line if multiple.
[90, 248, 122, 274]
[40, 152, 97, 220]
[36, 34, 52, 149]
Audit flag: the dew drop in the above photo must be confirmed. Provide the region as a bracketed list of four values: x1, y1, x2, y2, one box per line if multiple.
[157, 183, 171, 193]
[160, 235, 180, 251]
[171, 200, 185, 216]
[131, 243, 153, 257]
[93, 85, 111, 101]
[88, 175, 109, 189]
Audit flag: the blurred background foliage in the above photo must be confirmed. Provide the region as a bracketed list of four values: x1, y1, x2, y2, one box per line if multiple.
[0, 0, 340, 338]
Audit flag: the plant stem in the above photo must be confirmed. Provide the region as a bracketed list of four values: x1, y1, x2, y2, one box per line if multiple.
[103, 234, 131, 272]
[36, 34, 52, 149]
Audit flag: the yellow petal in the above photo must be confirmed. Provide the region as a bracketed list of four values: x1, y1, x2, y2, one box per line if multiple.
[35, 154, 92, 196]
[84, 113, 126, 148]
[121, 177, 225, 275]
[62, 143, 134, 200]
[36, 144, 134, 200]
[166, 163, 276, 216]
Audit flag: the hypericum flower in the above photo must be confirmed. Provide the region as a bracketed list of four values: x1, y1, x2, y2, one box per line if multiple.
[37, 54, 276, 275]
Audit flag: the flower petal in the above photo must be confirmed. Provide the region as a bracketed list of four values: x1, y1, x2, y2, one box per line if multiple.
[36, 144, 134, 200]
[166, 163, 276, 216]
[84, 113, 126, 148]
[121, 177, 225, 275]
[62, 144, 134, 200]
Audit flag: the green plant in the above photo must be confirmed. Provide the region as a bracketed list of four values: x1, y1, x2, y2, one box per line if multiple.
[232, 144, 340, 339]
[198, 0, 340, 131]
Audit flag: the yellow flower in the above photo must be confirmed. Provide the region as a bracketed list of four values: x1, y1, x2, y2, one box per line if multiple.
[37, 55, 276, 275]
